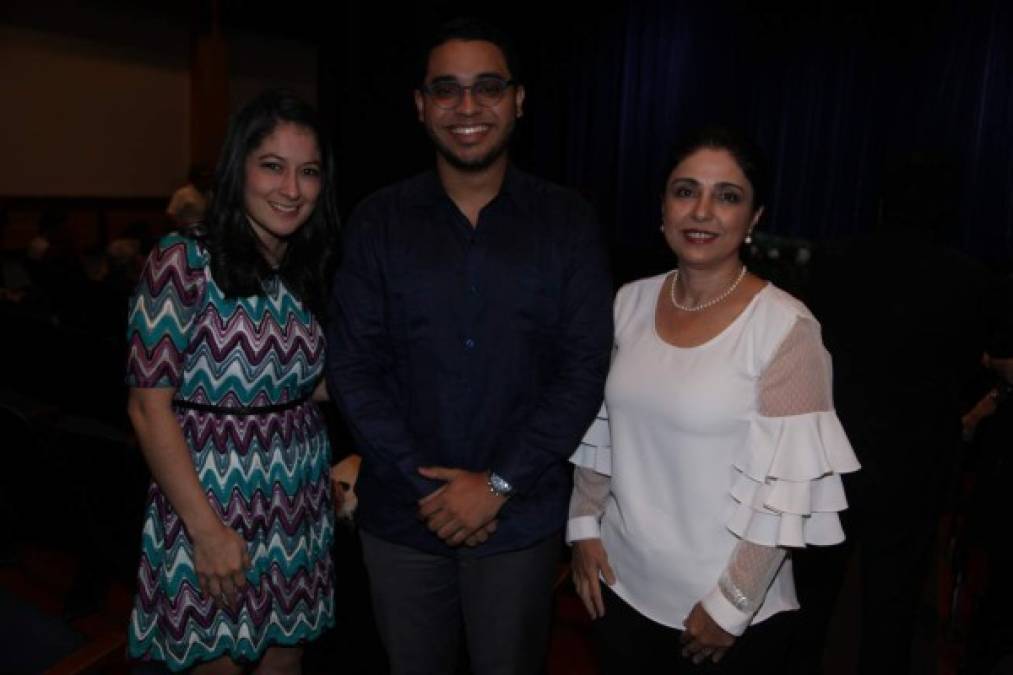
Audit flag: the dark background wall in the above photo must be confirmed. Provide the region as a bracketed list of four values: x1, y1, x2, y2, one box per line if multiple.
[2, 0, 1010, 272]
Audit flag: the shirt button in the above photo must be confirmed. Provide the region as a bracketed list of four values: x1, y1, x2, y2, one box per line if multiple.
[464, 338, 476, 349]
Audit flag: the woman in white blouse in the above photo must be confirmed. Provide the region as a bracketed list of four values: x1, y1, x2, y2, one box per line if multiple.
[568, 127, 860, 673]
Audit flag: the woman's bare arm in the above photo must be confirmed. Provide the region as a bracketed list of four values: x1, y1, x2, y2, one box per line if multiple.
[128, 387, 250, 606]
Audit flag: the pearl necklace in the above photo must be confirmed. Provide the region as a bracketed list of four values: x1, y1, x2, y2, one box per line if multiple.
[669, 265, 747, 312]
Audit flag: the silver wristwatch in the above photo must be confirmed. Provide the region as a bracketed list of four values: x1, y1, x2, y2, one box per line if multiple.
[487, 472, 514, 497]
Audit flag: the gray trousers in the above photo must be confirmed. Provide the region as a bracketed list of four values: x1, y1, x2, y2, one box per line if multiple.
[360, 530, 561, 675]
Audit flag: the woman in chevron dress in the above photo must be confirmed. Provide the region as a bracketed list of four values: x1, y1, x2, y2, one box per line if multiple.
[125, 90, 339, 673]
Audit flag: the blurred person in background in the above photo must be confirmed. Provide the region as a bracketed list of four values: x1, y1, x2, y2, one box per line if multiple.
[167, 162, 214, 227]
[794, 152, 989, 674]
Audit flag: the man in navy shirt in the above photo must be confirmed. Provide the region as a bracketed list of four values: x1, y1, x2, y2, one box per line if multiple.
[327, 17, 612, 675]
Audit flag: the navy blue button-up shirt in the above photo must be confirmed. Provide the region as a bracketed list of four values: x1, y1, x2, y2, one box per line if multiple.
[326, 166, 613, 556]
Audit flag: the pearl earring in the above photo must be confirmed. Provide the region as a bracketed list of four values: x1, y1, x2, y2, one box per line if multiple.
[744, 231, 753, 245]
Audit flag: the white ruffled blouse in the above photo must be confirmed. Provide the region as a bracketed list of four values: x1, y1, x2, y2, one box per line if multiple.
[567, 274, 860, 632]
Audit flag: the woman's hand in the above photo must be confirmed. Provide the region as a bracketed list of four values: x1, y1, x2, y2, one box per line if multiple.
[680, 602, 735, 664]
[191, 522, 252, 610]
[571, 538, 616, 620]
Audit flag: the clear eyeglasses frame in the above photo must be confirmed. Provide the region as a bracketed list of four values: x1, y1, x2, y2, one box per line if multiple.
[420, 77, 516, 109]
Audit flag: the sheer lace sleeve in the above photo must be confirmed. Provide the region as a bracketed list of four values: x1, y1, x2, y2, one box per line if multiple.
[727, 316, 860, 547]
[567, 466, 610, 543]
[701, 540, 787, 635]
[757, 315, 833, 416]
[567, 402, 611, 542]
[703, 315, 860, 634]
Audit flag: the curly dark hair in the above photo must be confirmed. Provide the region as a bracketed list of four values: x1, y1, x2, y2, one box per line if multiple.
[660, 125, 770, 214]
[416, 16, 522, 86]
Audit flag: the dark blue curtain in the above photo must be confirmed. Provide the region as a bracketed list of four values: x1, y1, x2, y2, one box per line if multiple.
[508, 1, 1013, 274]
[325, 1, 1013, 272]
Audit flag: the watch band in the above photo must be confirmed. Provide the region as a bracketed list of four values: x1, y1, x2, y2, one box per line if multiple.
[488, 472, 513, 497]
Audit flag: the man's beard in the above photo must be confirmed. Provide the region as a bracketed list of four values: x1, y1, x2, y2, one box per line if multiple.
[429, 123, 514, 172]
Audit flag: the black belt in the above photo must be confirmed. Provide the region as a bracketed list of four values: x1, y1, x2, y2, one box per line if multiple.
[172, 394, 312, 416]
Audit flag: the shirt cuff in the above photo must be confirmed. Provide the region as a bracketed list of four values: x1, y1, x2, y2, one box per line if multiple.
[565, 515, 601, 544]
[700, 585, 754, 637]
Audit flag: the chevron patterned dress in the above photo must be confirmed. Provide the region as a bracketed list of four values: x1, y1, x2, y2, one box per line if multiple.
[125, 233, 335, 670]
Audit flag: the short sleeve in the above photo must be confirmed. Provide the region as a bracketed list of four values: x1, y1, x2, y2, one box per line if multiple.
[125, 234, 207, 389]
[727, 316, 861, 547]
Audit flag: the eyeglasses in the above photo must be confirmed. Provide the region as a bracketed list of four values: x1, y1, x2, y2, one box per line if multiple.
[421, 77, 516, 109]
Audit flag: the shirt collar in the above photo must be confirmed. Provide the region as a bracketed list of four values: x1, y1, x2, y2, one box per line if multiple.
[407, 164, 534, 219]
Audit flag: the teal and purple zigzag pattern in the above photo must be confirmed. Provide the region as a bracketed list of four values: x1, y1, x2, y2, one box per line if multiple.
[126, 233, 325, 405]
[126, 234, 207, 387]
[128, 439, 335, 669]
[146, 474, 333, 568]
[125, 234, 335, 670]
[179, 399, 327, 465]
[129, 556, 335, 669]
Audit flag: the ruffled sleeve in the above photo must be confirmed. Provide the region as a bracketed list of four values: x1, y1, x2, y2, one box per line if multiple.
[569, 401, 612, 475]
[125, 233, 208, 389]
[727, 316, 860, 548]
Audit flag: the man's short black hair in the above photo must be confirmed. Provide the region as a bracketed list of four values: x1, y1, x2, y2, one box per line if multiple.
[416, 17, 522, 86]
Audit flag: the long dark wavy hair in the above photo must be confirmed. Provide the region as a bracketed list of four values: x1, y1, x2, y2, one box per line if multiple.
[195, 89, 339, 318]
